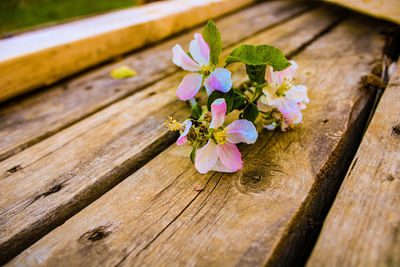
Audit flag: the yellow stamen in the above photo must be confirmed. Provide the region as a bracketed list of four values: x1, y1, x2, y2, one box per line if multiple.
[164, 117, 183, 131]
[276, 77, 294, 97]
[201, 65, 212, 75]
[214, 128, 228, 144]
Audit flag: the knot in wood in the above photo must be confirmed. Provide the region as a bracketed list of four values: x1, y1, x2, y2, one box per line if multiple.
[238, 168, 273, 194]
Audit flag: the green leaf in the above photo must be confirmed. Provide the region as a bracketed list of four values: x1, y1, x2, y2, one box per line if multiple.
[224, 89, 235, 113]
[191, 104, 202, 120]
[190, 144, 197, 164]
[201, 20, 222, 65]
[225, 44, 290, 71]
[206, 89, 233, 114]
[243, 103, 259, 122]
[232, 95, 246, 110]
[246, 64, 266, 84]
[110, 66, 137, 79]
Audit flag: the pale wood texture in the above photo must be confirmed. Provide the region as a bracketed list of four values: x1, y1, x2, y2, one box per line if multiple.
[325, 0, 400, 24]
[0, 6, 344, 264]
[306, 63, 400, 266]
[7, 15, 386, 266]
[0, 1, 312, 162]
[0, 0, 255, 102]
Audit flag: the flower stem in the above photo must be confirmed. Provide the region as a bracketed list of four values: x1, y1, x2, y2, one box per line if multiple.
[187, 98, 198, 108]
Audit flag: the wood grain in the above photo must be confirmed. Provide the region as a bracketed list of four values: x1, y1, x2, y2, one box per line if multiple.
[306, 63, 400, 266]
[0, 1, 313, 162]
[7, 16, 386, 266]
[324, 0, 400, 24]
[0, 7, 341, 264]
[0, 0, 256, 102]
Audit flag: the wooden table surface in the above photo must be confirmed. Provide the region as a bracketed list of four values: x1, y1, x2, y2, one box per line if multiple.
[0, 1, 399, 266]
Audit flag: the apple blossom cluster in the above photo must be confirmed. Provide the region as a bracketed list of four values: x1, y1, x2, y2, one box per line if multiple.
[165, 20, 309, 173]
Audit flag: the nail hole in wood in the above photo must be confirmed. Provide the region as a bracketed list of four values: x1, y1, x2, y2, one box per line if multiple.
[7, 165, 22, 174]
[393, 124, 400, 135]
[386, 175, 395, 181]
[148, 92, 156, 96]
[321, 119, 329, 124]
[80, 226, 110, 242]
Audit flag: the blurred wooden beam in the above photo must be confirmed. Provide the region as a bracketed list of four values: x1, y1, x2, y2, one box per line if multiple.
[324, 0, 400, 24]
[0, 0, 254, 103]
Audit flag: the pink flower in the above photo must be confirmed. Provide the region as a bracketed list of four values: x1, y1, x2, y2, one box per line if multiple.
[195, 99, 258, 174]
[172, 33, 232, 100]
[164, 117, 193, 146]
[177, 120, 192, 146]
[258, 60, 309, 130]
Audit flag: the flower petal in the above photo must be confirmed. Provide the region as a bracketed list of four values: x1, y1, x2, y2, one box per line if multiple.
[176, 73, 203, 101]
[172, 44, 201, 71]
[275, 60, 297, 84]
[209, 98, 226, 129]
[257, 100, 273, 112]
[195, 140, 218, 174]
[264, 122, 277, 130]
[265, 65, 279, 86]
[217, 143, 243, 172]
[226, 120, 258, 144]
[177, 120, 192, 146]
[278, 98, 302, 124]
[285, 85, 309, 104]
[265, 60, 297, 86]
[211, 159, 237, 173]
[189, 33, 210, 66]
[204, 68, 232, 95]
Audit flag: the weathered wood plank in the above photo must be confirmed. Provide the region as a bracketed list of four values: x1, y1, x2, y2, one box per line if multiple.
[0, 7, 341, 264]
[306, 64, 400, 266]
[0, 1, 313, 162]
[7, 16, 385, 266]
[324, 0, 400, 24]
[0, 0, 256, 102]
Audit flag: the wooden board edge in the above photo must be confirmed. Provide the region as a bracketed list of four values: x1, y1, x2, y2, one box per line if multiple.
[0, 0, 255, 103]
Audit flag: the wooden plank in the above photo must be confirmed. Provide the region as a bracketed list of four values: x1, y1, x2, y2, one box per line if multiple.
[6, 15, 386, 266]
[306, 64, 400, 266]
[0, 1, 313, 162]
[324, 0, 400, 24]
[0, 0, 256, 103]
[0, 7, 343, 264]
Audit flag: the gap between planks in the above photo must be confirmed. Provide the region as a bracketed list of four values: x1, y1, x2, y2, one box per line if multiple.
[0, 6, 344, 264]
[0, 1, 315, 163]
[306, 53, 400, 266]
[5, 13, 388, 266]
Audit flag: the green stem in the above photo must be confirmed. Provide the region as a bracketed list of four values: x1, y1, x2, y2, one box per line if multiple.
[187, 98, 197, 108]
[250, 86, 264, 103]
[243, 83, 254, 94]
